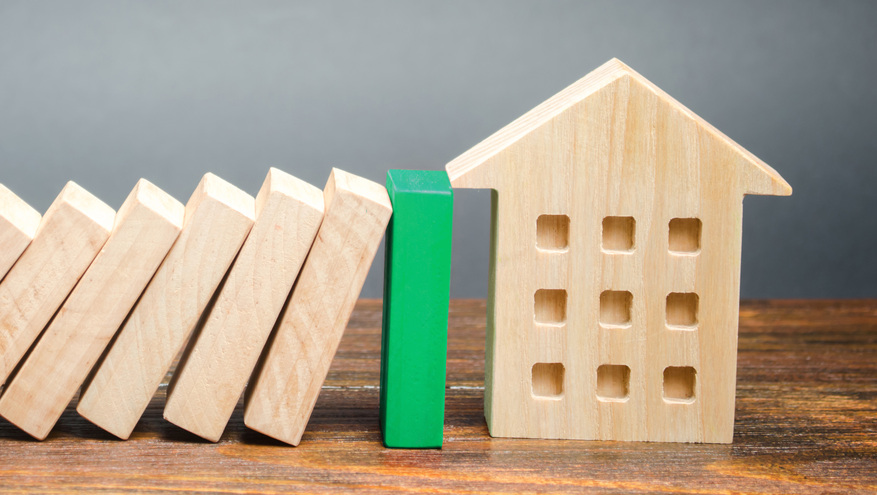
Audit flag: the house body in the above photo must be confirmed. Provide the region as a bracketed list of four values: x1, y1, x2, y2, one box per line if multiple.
[446, 59, 791, 443]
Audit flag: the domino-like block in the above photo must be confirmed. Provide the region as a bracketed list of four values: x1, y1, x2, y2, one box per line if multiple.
[0, 182, 114, 384]
[0, 180, 184, 440]
[379, 169, 453, 448]
[244, 168, 392, 446]
[77, 173, 255, 439]
[163, 168, 324, 442]
[0, 184, 41, 280]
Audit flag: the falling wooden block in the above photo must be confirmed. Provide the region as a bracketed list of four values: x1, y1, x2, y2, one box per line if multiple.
[163, 168, 324, 442]
[0, 182, 114, 385]
[77, 173, 255, 439]
[445, 58, 791, 443]
[0, 184, 41, 281]
[0, 179, 184, 440]
[243, 168, 392, 446]
[379, 169, 453, 448]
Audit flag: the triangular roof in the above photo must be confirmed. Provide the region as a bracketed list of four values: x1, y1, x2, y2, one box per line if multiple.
[446, 58, 791, 196]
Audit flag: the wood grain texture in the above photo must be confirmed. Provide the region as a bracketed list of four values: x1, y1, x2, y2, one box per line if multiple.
[0, 179, 184, 440]
[0, 181, 115, 386]
[0, 184, 41, 281]
[76, 173, 255, 440]
[244, 168, 392, 446]
[445, 58, 791, 443]
[164, 168, 324, 442]
[0, 300, 871, 494]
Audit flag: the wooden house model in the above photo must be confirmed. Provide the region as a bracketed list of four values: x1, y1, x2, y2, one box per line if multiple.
[445, 58, 791, 443]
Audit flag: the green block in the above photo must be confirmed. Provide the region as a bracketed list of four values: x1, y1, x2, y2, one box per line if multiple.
[380, 169, 454, 449]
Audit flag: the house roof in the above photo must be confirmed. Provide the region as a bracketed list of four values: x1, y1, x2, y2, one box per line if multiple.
[445, 58, 791, 197]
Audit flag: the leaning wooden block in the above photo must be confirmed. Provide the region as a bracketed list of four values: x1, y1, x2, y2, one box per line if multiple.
[0, 179, 184, 440]
[445, 58, 791, 443]
[0, 182, 114, 385]
[0, 184, 41, 280]
[163, 168, 324, 442]
[244, 168, 392, 446]
[77, 173, 255, 439]
[379, 169, 453, 448]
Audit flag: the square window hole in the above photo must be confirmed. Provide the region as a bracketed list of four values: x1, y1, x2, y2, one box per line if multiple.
[663, 366, 696, 403]
[536, 215, 570, 251]
[602, 216, 635, 253]
[532, 363, 565, 398]
[669, 218, 701, 254]
[600, 290, 632, 327]
[534, 289, 567, 325]
[596, 364, 630, 401]
[666, 293, 698, 329]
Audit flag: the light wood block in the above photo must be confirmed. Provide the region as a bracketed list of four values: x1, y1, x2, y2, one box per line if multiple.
[0, 179, 184, 440]
[445, 58, 791, 443]
[0, 182, 114, 385]
[0, 184, 41, 281]
[76, 173, 255, 440]
[163, 168, 324, 442]
[243, 168, 392, 446]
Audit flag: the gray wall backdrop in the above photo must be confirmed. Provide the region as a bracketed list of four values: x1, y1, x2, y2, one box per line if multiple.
[0, 1, 874, 298]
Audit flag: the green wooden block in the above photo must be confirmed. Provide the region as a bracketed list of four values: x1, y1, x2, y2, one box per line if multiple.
[380, 169, 454, 449]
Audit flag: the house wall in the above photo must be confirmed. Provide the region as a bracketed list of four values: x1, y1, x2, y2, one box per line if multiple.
[484, 75, 749, 443]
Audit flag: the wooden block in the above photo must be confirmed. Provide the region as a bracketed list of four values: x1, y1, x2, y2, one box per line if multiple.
[76, 173, 255, 439]
[243, 168, 392, 446]
[0, 182, 114, 385]
[445, 58, 791, 443]
[0, 184, 41, 280]
[0, 179, 184, 440]
[379, 169, 453, 449]
[163, 168, 324, 442]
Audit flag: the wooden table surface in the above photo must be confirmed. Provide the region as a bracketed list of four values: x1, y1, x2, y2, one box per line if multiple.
[0, 299, 874, 494]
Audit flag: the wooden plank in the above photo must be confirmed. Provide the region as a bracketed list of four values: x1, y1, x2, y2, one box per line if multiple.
[0, 184, 41, 280]
[76, 173, 255, 440]
[243, 168, 392, 446]
[0, 182, 115, 385]
[0, 179, 184, 440]
[163, 168, 324, 442]
[379, 169, 453, 448]
[0, 300, 871, 494]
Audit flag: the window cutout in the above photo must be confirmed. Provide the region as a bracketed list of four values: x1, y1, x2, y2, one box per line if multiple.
[596, 364, 630, 401]
[600, 290, 632, 328]
[669, 218, 701, 254]
[534, 289, 567, 325]
[602, 216, 635, 253]
[536, 215, 570, 251]
[666, 293, 698, 329]
[663, 366, 696, 403]
[532, 363, 565, 398]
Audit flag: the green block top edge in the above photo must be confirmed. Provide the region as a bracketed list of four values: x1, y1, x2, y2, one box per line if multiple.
[386, 170, 453, 200]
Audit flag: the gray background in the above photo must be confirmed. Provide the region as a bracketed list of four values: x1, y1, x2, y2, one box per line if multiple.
[0, 1, 874, 298]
